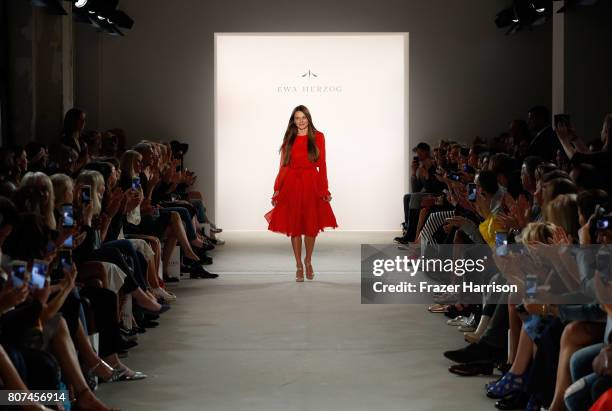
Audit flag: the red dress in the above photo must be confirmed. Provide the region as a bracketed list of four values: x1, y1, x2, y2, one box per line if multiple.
[264, 130, 338, 237]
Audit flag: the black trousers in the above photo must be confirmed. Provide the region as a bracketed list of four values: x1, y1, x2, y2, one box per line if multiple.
[80, 286, 123, 357]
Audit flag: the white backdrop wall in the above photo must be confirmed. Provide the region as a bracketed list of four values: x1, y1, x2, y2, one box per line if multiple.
[215, 34, 407, 231]
[75, 0, 552, 223]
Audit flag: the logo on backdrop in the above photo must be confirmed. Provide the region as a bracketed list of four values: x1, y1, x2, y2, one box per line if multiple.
[276, 69, 343, 94]
[301, 70, 318, 79]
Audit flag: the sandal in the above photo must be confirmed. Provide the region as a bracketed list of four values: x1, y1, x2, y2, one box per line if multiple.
[108, 363, 147, 382]
[86, 359, 114, 387]
[428, 304, 449, 313]
[486, 371, 526, 399]
[304, 260, 314, 280]
[296, 265, 304, 282]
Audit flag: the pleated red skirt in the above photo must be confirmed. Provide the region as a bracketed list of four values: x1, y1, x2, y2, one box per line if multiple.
[264, 167, 338, 237]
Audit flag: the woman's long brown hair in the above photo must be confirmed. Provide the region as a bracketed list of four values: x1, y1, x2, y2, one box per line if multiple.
[279, 105, 320, 166]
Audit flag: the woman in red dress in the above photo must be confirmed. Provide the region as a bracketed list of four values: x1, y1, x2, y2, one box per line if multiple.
[264, 105, 338, 282]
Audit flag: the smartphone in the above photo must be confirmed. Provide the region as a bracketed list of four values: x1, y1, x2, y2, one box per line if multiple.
[81, 185, 91, 204]
[132, 177, 141, 190]
[58, 248, 72, 268]
[62, 235, 73, 248]
[30, 259, 48, 289]
[596, 216, 610, 231]
[525, 274, 538, 299]
[495, 232, 509, 256]
[413, 156, 419, 162]
[554, 114, 571, 129]
[61, 204, 74, 228]
[11, 260, 28, 287]
[467, 183, 477, 202]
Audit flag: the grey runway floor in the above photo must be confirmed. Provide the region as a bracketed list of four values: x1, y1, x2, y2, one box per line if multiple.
[96, 231, 495, 411]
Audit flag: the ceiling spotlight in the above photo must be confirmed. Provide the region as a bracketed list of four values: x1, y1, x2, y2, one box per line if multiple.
[74, 0, 88, 8]
[495, 7, 517, 28]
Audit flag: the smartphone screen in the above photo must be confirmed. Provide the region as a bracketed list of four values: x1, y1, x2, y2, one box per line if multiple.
[62, 235, 74, 248]
[525, 274, 538, 299]
[61, 204, 74, 228]
[31, 260, 48, 289]
[11, 261, 28, 287]
[596, 217, 610, 231]
[495, 232, 508, 256]
[132, 177, 141, 190]
[81, 185, 91, 204]
[467, 183, 477, 202]
[58, 249, 73, 269]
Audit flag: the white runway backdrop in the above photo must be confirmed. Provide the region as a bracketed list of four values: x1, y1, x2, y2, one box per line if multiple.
[215, 33, 409, 231]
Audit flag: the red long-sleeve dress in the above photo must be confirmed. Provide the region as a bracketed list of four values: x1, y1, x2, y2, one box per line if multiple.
[264, 130, 338, 237]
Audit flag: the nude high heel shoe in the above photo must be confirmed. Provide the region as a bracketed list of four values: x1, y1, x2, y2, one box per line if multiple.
[304, 260, 314, 280]
[296, 264, 304, 282]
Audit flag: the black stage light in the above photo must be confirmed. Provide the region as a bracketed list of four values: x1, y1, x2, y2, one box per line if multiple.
[495, 7, 517, 28]
[495, 0, 553, 34]
[109, 10, 134, 30]
[73, 0, 89, 8]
